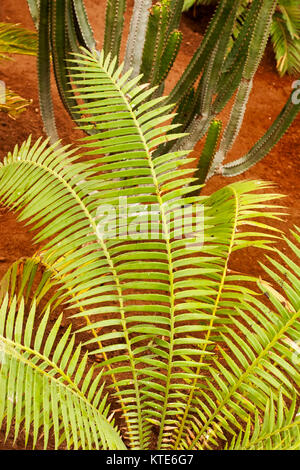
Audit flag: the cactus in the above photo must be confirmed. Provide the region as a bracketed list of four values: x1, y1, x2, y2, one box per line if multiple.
[38, 0, 58, 143]
[222, 93, 300, 176]
[184, 0, 300, 77]
[27, 0, 299, 184]
[104, 0, 126, 61]
[124, 0, 153, 76]
[141, 1, 170, 85]
[157, 29, 182, 85]
[190, 119, 222, 192]
[27, 0, 40, 29]
[208, 0, 277, 177]
[72, 0, 96, 50]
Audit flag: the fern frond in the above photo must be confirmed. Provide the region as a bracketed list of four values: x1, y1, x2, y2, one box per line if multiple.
[0, 294, 125, 449]
[0, 88, 32, 119]
[172, 180, 285, 449]
[68, 48, 200, 448]
[183, 229, 300, 450]
[69, 51, 286, 449]
[0, 252, 138, 441]
[0, 23, 37, 59]
[231, 393, 300, 450]
[0, 257, 60, 314]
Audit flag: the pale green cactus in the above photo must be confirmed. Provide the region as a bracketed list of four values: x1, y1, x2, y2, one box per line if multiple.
[124, 0, 153, 76]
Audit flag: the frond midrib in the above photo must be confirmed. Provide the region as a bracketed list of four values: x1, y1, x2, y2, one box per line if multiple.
[95, 57, 179, 449]
[124, 70, 178, 451]
[174, 185, 240, 449]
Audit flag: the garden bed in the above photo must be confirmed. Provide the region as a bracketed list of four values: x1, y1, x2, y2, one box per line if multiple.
[0, 0, 299, 450]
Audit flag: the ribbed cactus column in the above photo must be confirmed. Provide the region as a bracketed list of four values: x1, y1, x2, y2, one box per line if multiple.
[208, 77, 253, 177]
[222, 93, 300, 176]
[164, 0, 240, 151]
[207, 0, 277, 178]
[104, 0, 126, 62]
[124, 0, 152, 76]
[38, 0, 59, 144]
[27, 0, 39, 28]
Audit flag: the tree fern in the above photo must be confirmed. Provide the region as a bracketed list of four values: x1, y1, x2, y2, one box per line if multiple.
[0, 49, 299, 450]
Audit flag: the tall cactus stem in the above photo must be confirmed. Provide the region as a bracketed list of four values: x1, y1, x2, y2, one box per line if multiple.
[104, 0, 126, 62]
[170, 113, 213, 153]
[190, 119, 222, 193]
[124, 0, 152, 76]
[208, 0, 277, 179]
[222, 93, 300, 176]
[208, 77, 253, 178]
[37, 0, 59, 144]
[72, 0, 96, 50]
[27, 0, 40, 29]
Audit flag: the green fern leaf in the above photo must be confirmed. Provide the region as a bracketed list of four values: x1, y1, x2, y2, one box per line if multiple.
[0, 295, 125, 449]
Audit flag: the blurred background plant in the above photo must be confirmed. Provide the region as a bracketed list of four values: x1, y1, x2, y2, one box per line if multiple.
[0, 22, 37, 119]
[183, 0, 300, 77]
